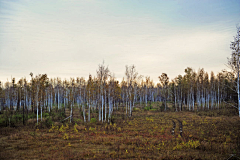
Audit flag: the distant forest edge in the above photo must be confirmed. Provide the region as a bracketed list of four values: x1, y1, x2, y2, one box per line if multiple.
[0, 26, 239, 127]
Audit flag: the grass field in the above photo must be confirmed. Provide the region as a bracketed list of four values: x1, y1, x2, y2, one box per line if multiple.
[0, 103, 240, 159]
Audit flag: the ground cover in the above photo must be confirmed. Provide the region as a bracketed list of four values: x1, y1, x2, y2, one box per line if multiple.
[0, 104, 239, 159]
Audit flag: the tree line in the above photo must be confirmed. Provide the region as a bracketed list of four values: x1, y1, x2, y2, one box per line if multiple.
[0, 64, 238, 125]
[0, 26, 239, 126]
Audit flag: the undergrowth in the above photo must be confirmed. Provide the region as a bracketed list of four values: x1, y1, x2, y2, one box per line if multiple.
[0, 104, 239, 159]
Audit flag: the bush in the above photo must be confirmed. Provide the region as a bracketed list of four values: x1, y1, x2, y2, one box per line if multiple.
[90, 118, 96, 123]
[13, 112, 23, 122]
[43, 112, 49, 117]
[144, 105, 153, 111]
[73, 118, 82, 123]
[133, 107, 140, 111]
[44, 116, 53, 127]
[51, 109, 65, 121]
[144, 106, 150, 111]
[50, 111, 56, 117]
[38, 116, 53, 128]
[159, 104, 165, 112]
[0, 116, 7, 127]
[28, 113, 35, 119]
[9, 117, 17, 127]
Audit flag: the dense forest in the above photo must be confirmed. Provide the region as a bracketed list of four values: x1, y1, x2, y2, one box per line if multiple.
[0, 63, 239, 126]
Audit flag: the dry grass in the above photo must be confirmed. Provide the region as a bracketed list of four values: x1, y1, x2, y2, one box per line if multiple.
[0, 105, 240, 159]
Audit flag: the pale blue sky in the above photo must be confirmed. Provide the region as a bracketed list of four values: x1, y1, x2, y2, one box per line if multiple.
[0, 0, 239, 83]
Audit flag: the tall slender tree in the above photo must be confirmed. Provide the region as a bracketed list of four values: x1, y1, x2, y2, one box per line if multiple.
[228, 26, 240, 116]
[159, 73, 169, 111]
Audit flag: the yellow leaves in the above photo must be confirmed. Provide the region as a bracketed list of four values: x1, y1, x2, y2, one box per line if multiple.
[204, 118, 209, 124]
[63, 133, 69, 140]
[187, 140, 200, 149]
[104, 124, 108, 129]
[65, 124, 69, 130]
[146, 117, 154, 122]
[117, 127, 121, 132]
[74, 125, 78, 133]
[50, 124, 69, 133]
[68, 143, 71, 147]
[173, 140, 200, 150]
[160, 127, 165, 134]
[157, 142, 165, 150]
[126, 149, 128, 153]
[59, 125, 65, 132]
[182, 120, 187, 125]
[173, 143, 183, 150]
[89, 127, 96, 132]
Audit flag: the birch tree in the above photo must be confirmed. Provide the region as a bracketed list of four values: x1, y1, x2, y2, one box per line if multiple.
[159, 73, 169, 111]
[125, 65, 138, 117]
[228, 26, 240, 116]
[97, 62, 109, 122]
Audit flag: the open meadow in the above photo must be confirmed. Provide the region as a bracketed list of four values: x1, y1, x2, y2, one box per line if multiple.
[0, 103, 239, 160]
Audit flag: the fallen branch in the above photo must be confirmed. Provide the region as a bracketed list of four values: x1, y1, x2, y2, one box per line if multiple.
[226, 154, 240, 160]
[223, 101, 238, 109]
[61, 115, 72, 122]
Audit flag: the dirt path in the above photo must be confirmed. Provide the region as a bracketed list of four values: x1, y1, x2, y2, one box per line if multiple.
[177, 119, 183, 137]
[171, 120, 176, 135]
[170, 118, 183, 137]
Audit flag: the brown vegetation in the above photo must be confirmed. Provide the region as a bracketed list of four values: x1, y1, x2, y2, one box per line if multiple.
[0, 103, 239, 159]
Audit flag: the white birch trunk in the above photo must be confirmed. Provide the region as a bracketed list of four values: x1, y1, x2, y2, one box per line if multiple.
[41, 102, 42, 121]
[105, 90, 107, 121]
[101, 95, 104, 122]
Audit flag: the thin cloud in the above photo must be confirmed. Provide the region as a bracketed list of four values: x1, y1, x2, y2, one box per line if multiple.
[0, 0, 239, 83]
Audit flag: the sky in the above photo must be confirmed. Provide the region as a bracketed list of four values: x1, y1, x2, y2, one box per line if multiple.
[0, 0, 240, 84]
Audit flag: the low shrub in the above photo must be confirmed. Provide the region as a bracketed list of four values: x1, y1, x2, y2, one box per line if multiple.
[133, 107, 140, 111]
[42, 112, 49, 117]
[0, 116, 7, 127]
[44, 116, 53, 127]
[38, 116, 53, 128]
[28, 113, 35, 119]
[159, 104, 165, 112]
[144, 103, 153, 111]
[73, 118, 82, 123]
[144, 106, 151, 111]
[196, 107, 238, 117]
[90, 118, 96, 123]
